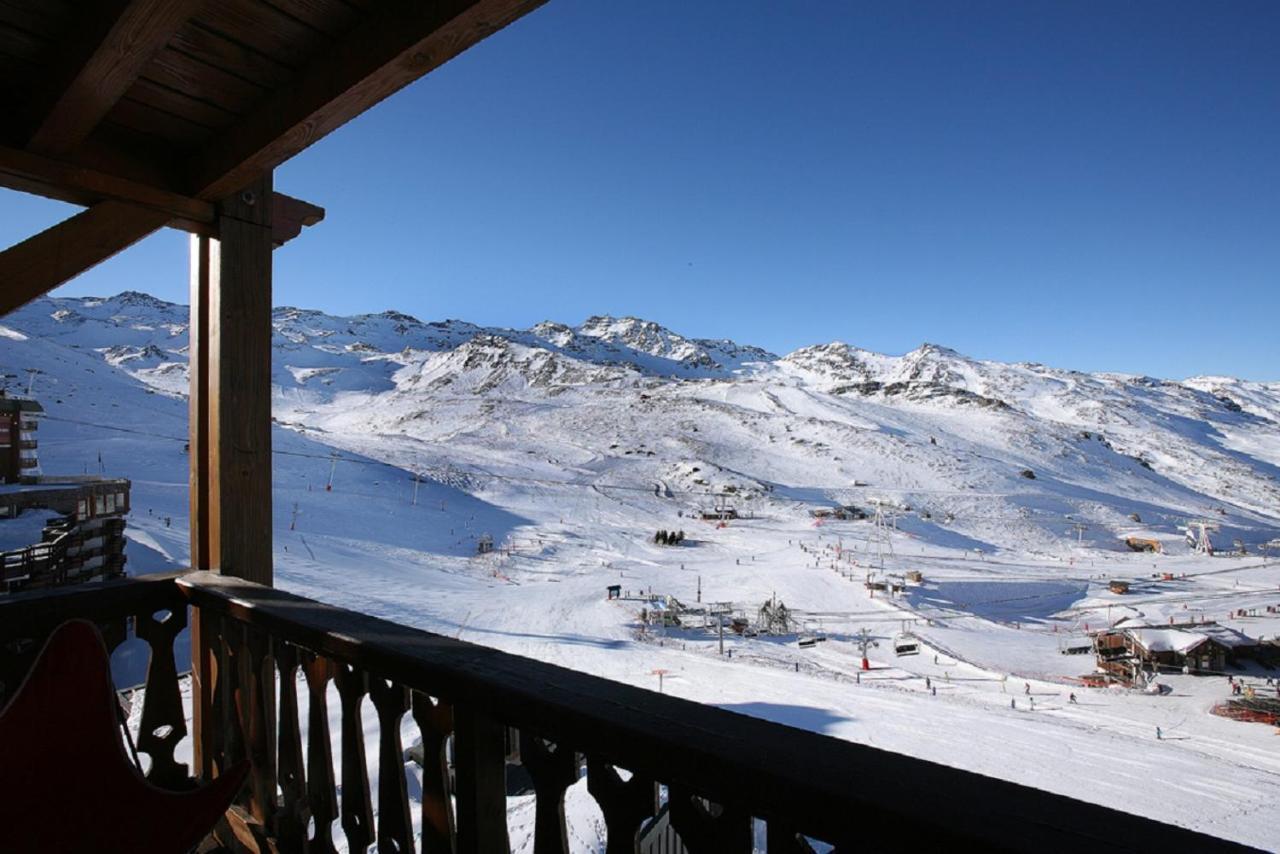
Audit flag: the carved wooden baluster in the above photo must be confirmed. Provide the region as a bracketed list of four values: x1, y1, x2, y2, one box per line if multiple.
[237, 625, 277, 827]
[303, 652, 339, 854]
[369, 677, 414, 853]
[411, 693, 454, 854]
[452, 705, 510, 854]
[275, 643, 308, 850]
[585, 758, 658, 854]
[667, 786, 752, 853]
[520, 734, 578, 854]
[765, 821, 817, 854]
[218, 616, 247, 781]
[132, 604, 189, 789]
[190, 605, 219, 781]
[334, 662, 376, 852]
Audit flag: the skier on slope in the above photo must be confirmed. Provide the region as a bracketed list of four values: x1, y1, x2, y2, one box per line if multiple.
[1024, 682, 1031, 695]
[1068, 693, 1077, 704]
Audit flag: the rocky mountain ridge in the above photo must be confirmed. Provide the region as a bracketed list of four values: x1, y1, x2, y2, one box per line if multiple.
[3, 291, 1278, 554]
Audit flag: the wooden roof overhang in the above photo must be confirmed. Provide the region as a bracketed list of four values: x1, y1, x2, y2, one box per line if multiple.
[0, 0, 549, 588]
[0, 0, 549, 314]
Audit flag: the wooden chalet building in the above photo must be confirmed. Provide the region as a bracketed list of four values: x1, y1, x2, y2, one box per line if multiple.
[807, 505, 867, 521]
[1094, 620, 1259, 682]
[0, 1, 1252, 851]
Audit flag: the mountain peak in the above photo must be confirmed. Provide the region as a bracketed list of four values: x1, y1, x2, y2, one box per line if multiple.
[113, 290, 177, 309]
[911, 342, 963, 358]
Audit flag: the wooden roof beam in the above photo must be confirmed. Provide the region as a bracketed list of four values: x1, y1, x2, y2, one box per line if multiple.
[187, 0, 549, 200]
[21, 0, 206, 156]
[0, 144, 215, 235]
[0, 145, 322, 245]
[271, 193, 325, 248]
[0, 201, 169, 316]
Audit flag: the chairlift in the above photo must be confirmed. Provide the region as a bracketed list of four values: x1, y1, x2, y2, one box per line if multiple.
[893, 632, 920, 656]
[797, 628, 827, 649]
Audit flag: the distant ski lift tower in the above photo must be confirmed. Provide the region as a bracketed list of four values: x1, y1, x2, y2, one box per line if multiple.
[869, 500, 895, 571]
[855, 627, 879, 671]
[1183, 519, 1219, 555]
[1068, 519, 1087, 544]
[326, 451, 339, 491]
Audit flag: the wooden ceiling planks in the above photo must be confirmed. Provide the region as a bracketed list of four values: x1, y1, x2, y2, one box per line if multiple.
[0, 1, 67, 40]
[168, 21, 296, 90]
[144, 45, 270, 115]
[108, 97, 218, 148]
[0, 19, 45, 64]
[261, 0, 363, 39]
[1, 0, 549, 216]
[187, 0, 550, 199]
[22, 0, 207, 156]
[0, 2, 66, 93]
[126, 78, 241, 133]
[193, 0, 334, 71]
[71, 120, 191, 191]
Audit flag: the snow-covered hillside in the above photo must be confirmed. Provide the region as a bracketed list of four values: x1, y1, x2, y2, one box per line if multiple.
[6, 291, 1278, 556]
[3, 291, 1280, 850]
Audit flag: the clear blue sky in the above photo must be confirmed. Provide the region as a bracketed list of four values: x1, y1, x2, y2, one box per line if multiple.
[3, 1, 1277, 379]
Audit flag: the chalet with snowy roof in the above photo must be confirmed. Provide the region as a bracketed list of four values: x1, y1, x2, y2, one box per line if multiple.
[1094, 621, 1258, 681]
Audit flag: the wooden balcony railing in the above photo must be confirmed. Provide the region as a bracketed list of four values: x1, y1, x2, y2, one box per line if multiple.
[0, 572, 1255, 853]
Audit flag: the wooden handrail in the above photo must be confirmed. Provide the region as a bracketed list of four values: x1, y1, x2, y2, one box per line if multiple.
[174, 571, 1251, 852]
[0, 572, 1257, 852]
[0, 570, 187, 627]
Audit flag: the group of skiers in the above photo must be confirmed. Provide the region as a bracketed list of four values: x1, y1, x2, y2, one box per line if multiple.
[1228, 674, 1279, 699]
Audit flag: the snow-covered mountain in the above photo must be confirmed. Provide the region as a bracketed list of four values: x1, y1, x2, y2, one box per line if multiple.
[3, 291, 1278, 555]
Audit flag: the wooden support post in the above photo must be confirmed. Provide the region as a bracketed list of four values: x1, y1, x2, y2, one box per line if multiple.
[453, 708, 510, 854]
[189, 175, 274, 787]
[188, 175, 274, 583]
